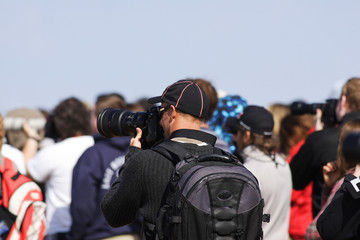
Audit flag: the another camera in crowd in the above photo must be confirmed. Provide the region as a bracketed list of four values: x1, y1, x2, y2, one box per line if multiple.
[290, 98, 338, 128]
[4, 117, 46, 131]
[4, 108, 46, 150]
[290, 102, 324, 115]
[97, 106, 164, 148]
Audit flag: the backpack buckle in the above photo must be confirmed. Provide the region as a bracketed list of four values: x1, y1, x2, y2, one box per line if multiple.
[184, 154, 196, 163]
[235, 227, 244, 238]
[172, 171, 181, 182]
[262, 214, 270, 223]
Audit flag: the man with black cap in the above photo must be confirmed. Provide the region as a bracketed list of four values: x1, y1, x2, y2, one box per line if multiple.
[225, 105, 292, 240]
[101, 80, 218, 239]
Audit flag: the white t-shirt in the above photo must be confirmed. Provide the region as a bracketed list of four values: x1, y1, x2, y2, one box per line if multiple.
[1, 143, 26, 175]
[241, 145, 292, 240]
[27, 135, 94, 235]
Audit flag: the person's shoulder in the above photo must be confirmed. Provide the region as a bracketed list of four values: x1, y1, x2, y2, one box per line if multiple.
[128, 148, 172, 169]
[1, 144, 26, 174]
[54, 135, 94, 148]
[1, 144, 24, 161]
[76, 144, 99, 162]
[305, 127, 339, 146]
[34, 141, 60, 155]
[308, 126, 337, 137]
[69, 135, 95, 144]
[132, 148, 165, 159]
[56, 136, 94, 151]
[121, 148, 173, 179]
[274, 154, 292, 177]
[98, 136, 130, 150]
[274, 152, 288, 164]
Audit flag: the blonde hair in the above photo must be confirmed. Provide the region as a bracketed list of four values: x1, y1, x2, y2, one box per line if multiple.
[268, 103, 291, 137]
[267, 103, 291, 151]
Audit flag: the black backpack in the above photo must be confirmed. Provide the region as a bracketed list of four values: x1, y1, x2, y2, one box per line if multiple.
[151, 140, 269, 240]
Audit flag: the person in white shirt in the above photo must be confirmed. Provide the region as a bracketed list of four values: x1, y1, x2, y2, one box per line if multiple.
[23, 97, 94, 239]
[225, 105, 292, 240]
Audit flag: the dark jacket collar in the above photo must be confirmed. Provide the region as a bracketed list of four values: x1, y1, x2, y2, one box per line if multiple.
[169, 129, 217, 146]
[340, 111, 360, 126]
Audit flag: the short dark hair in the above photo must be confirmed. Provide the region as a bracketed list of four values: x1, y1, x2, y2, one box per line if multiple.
[95, 94, 126, 117]
[188, 78, 218, 122]
[53, 97, 91, 140]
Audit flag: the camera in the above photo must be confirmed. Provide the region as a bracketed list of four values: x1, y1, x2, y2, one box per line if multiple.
[290, 98, 338, 127]
[290, 102, 324, 115]
[97, 106, 164, 148]
[4, 117, 46, 131]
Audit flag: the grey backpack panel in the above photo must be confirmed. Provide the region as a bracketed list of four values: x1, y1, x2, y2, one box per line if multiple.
[151, 140, 268, 240]
[180, 165, 262, 214]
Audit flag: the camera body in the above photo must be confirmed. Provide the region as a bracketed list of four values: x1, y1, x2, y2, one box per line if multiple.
[97, 106, 164, 148]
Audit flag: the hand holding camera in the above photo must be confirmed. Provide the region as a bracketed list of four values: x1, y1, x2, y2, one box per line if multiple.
[22, 120, 42, 142]
[130, 128, 143, 149]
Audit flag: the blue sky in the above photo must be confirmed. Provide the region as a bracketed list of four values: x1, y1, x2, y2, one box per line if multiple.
[1, 1, 359, 115]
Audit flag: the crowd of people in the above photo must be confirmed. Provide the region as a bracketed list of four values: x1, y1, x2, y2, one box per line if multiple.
[1, 77, 360, 240]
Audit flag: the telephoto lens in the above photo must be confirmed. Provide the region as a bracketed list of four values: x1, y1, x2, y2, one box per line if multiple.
[290, 101, 324, 115]
[97, 108, 148, 138]
[97, 107, 164, 148]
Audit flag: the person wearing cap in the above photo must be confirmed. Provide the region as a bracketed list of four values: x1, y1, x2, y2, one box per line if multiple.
[101, 80, 220, 239]
[187, 78, 231, 152]
[225, 105, 292, 240]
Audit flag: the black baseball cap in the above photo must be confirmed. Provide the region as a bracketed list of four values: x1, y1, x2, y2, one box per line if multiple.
[148, 80, 209, 118]
[224, 105, 274, 136]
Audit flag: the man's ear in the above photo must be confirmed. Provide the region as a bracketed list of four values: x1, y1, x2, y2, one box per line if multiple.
[244, 130, 252, 145]
[169, 105, 177, 120]
[338, 95, 349, 119]
[341, 95, 348, 110]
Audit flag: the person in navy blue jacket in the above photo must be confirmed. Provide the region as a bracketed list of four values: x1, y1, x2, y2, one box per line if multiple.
[69, 93, 141, 240]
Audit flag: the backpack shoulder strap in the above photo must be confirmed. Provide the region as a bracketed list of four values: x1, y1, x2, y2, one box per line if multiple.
[153, 140, 241, 165]
[213, 147, 240, 164]
[152, 140, 193, 165]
